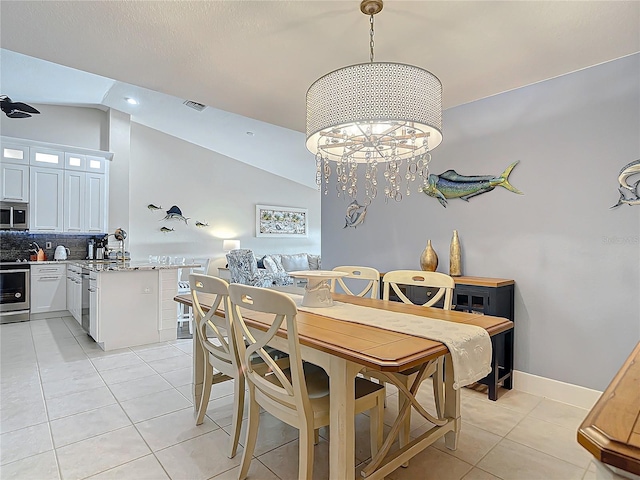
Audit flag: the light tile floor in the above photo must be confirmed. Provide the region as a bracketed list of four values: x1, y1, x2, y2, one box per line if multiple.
[1, 314, 597, 480]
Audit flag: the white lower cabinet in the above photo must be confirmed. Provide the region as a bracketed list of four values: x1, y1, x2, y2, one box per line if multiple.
[89, 273, 99, 340]
[30, 264, 67, 314]
[66, 264, 83, 323]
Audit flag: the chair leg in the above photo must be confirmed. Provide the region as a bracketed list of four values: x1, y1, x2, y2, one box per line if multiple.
[228, 376, 245, 458]
[299, 425, 315, 480]
[432, 357, 445, 419]
[314, 428, 320, 445]
[196, 360, 213, 425]
[188, 306, 193, 334]
[238, 394, 260, 480]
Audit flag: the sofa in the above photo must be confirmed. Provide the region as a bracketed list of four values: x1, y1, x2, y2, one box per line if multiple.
[259, 253, 321, 286]
[226, 249, 293, 287]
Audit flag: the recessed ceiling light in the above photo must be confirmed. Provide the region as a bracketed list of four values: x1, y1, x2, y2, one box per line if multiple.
[246, 131, 255, 136]
[125, 97, 139, 105]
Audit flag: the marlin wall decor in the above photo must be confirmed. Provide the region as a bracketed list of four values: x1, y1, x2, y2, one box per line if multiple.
[610, 159, 640, 208]
[421, 161, 523, 207]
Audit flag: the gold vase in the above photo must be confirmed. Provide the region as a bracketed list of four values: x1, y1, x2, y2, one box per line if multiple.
[420, 240, 438, 272]
[449, 230, 462, 276]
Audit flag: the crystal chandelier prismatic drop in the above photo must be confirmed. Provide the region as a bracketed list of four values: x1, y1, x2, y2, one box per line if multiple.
[305, 0, 443, 204]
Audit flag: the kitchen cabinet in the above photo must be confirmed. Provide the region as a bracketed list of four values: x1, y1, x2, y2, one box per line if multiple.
[2, 135, 111, 233]
[64, 171, 107, 233]
[66, 264, 83, 323]
[1, 163, 29, 202]
[1, 143, 29, 165]
[29, 167, 64, 232]
[30, 147, 64, 169]
[30, 264, 67, 314]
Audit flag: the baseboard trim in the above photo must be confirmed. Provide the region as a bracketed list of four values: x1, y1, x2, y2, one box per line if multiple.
[513, 370, 602, 410]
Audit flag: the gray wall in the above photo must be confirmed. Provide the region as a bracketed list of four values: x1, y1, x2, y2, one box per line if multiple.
[321, 54, 640, 391]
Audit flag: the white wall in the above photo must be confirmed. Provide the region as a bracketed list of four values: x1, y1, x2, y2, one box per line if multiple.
[0, 103, 108, 150]
[321, 54, 640, 391]
[128, 123, 321, 266]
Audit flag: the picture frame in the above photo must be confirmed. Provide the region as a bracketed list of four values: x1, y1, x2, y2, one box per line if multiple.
[256, 204, 308, 237]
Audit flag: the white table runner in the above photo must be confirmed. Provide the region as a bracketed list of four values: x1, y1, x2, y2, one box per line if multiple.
[290, 294, 492, 389]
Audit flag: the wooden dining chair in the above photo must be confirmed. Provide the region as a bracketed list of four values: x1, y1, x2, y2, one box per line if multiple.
[380, 270, 455, 462]
[330, 265, 381, 299]
[228, 284, 385, 480]
[189, 273, 244, 458]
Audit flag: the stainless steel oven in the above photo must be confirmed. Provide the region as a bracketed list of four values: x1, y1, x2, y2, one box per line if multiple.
[0, 263, 30, 323]
[0, 202, 29, 230]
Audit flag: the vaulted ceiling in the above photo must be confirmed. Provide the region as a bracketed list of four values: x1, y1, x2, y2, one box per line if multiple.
[1, 1, 638, 187]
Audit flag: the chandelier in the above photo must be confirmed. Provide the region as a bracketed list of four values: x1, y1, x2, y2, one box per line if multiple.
[306, 0, 442, 204]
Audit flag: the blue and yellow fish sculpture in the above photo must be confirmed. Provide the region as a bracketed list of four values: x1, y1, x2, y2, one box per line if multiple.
[422, 161, 523, 207]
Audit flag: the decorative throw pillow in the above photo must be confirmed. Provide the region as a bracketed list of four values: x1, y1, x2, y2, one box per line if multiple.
[281, 254, 310, 272]
[307, 254, 321, 270]
[256, 255, 265, 269]
[262, 256, 278, 273]
[270, 255, 286, 273]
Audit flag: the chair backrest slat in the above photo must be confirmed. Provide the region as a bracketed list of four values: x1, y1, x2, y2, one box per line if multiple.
[331, 266, 380, 299]
[382, 270, 454, 309]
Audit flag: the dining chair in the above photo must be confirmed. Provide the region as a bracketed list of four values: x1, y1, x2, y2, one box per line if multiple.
[228, 284, 385, 480]
[379, 270, 455, 462]
[330, 265, 380, 299]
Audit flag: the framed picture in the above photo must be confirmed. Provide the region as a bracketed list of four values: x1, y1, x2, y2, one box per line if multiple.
[256, 205, 308, 237]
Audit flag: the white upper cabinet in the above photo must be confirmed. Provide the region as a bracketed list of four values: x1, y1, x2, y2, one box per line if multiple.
[63, 170, 86, 232]
[1, 143, 29, 165]
[30, 147, 64, 169]
[64, 170, 107, 233]
[2, 136, 111, 233]
[84, 172, 107, 232]
[30, 167, 64, 232]
[1, 163, 29, 202]
[64, 153, 86, 172]
[85, 155, 107, 174]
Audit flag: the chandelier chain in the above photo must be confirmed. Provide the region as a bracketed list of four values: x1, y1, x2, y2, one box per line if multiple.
[369, 14, 375, 63]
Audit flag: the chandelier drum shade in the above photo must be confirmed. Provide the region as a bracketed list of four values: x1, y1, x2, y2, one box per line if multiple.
[305, 0, 443, 204]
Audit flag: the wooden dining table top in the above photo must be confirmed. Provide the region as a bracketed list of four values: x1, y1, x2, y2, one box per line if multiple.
[174, 291, 513, 373]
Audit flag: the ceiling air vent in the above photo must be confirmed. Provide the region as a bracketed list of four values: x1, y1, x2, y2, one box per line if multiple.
[183, 100, 207, 112]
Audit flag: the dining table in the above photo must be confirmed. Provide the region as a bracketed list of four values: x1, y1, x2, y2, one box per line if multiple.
[174, 290, 513, 480]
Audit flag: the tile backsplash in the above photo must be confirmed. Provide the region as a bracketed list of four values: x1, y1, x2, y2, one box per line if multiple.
[0, 231, 105, 262]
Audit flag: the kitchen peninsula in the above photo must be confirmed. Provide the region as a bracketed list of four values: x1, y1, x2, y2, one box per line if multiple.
[71, 260, 199, 351]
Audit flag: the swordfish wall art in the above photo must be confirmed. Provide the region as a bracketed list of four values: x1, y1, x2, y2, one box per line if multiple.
[610, 159, 640, 208]
[421, 161, 523, 207]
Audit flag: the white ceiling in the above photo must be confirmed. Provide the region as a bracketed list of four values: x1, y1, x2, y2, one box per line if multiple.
[1, 1, 639, 186]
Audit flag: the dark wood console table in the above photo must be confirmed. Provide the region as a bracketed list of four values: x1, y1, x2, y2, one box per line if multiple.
[381, 274, 515, 401]
[578, 342, 640, 477]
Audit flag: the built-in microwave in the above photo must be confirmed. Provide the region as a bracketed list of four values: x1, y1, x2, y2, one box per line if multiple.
[0, 202, 29, 230]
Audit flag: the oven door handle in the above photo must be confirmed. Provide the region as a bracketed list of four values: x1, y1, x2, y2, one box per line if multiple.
[1, 269, 30, 274]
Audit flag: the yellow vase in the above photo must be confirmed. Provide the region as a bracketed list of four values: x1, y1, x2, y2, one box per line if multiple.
[420, 240, 438, 272]
[449, 230, 462, 276]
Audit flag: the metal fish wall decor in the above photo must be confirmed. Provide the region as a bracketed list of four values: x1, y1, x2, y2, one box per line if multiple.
[195, 221, 209, 228]
[162, 205, 190, 224]
[422, 161, 523, 207]
[611, 159, 640, 208]
[147, 203, 163, 210]
[160, 227, 174, 233]
[344, 200, 367, 229]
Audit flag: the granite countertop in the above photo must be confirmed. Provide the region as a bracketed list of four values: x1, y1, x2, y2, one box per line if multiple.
[23, 259, 200, 272]
[64, 260, 200, 272]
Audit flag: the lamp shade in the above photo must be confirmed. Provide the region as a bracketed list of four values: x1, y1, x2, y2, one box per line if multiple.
[223, 239, 240, 251]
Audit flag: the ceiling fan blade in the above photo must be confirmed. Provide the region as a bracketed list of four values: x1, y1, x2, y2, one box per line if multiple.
[7, 111, 32, 118]
[11, 102, 40, 114]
